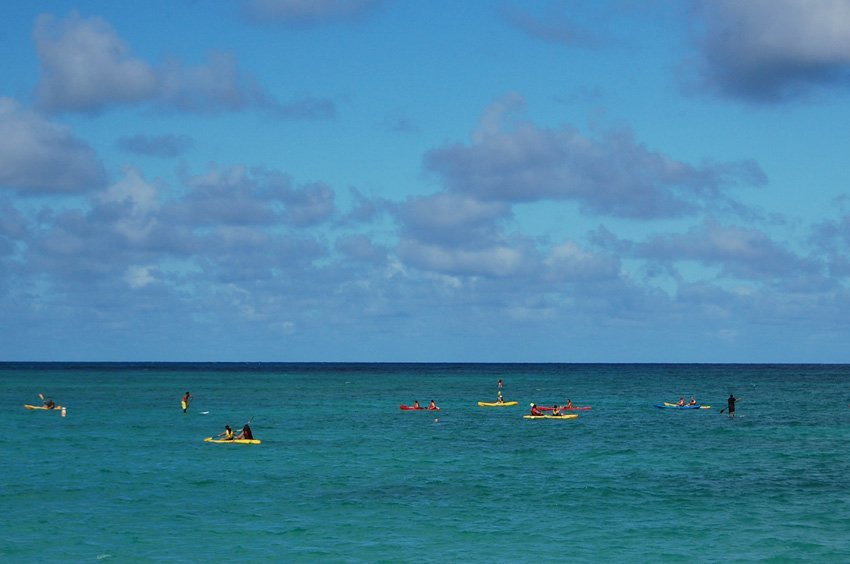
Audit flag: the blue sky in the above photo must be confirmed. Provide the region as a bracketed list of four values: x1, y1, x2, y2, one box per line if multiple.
[2, 0, 850, 362]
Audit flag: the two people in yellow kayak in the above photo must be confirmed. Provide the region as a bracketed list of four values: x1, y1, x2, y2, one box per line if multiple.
[216, 423, 253, 441]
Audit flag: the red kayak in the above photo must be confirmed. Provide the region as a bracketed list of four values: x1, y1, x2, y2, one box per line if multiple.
[400, 405, 440, 411]
[539, 405, 592, 411]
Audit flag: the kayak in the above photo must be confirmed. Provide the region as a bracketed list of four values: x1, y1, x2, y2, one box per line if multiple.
[663, 402, 711, 409]
[523, 414, 579, 420]
[204, 437, 261, 444]
[478, 401, 518, 407]
[400, 405, 439, 410]
[23, 404, 63, 410]
[539, 405, 591, 411]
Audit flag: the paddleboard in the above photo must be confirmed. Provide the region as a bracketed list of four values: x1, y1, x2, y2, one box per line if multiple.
[477, 401, 518, 407]
[203, 437, 261, 444]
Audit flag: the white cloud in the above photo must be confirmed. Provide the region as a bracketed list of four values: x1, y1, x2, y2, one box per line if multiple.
[33, 12, 285, 115]
[125, 265, 157, 288]
[690, 0, 850, 102]
[425, 93, 765, 218]
[0, 98, 105, 194]
[242, 0, 382, 26]
[34, 12, 158, 113]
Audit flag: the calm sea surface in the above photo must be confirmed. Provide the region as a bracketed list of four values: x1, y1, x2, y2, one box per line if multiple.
[3, 363, 850, 562]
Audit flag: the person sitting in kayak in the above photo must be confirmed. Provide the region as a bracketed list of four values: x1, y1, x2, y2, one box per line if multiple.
[428, 400, 438, 410]
[497, 390, 505, 403]
[413, 400, 421, 409]
[677, 397, 685, 406]
[552, 404, 561, 416]
[529, 403, 544, 416]
[217, 425, 234, 441]
[688, 396, 697, 406]
[565, 399, 573, 409]
[237, 424, 253, 440]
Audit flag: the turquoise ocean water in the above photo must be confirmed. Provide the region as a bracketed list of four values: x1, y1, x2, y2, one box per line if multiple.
[3, 363, 850, 562]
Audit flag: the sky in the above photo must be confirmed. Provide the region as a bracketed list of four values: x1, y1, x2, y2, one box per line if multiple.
[2, 0, 850, 362]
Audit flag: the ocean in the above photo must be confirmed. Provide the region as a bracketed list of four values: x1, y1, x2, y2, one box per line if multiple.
[3, 363, 850, 562]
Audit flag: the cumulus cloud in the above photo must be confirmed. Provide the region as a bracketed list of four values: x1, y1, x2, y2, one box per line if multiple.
[34, 12, 158, 113]
[501, 3, 589, 46]
[335, 233, 387, 263]
[396, 238, 531, 278]
[242, 0, 382, 26]
[162, 165, 337, 227]
[394, 192, 511, 247]
[689, 0, 850, 102]
[0, 98, 106, 194]
[116, 134, 194, 158]
[424, 93, 765, 218]
[33, 12, 302, 115]
[157, 52, 273, 113]
[544, 240, 621, 281]
[636, 219, 820, 280]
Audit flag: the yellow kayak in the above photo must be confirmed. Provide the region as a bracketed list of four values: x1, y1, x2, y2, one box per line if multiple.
[478, 401, 518, 407]
[523, 414, 579, 420]
[204, 437, 261, 444]
[24, 404, 63, 411]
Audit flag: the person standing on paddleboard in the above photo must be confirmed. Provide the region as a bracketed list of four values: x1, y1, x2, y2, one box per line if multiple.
[727, 394, 738, 418]
[182, 392, 191, 413]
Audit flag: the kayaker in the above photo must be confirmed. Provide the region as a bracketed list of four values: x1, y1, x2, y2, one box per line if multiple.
[497, 390, 504, 403]
[413, 400, 421, 409]
[43, 398, 56, 409]
[677, 397, 685, 406]
[529, 403, 543, 416]
[182, 391, 191, 413]
[217, 425, 234, 441]
[727, 394, 739, 417]
[688, 396, 697, 406]
[552, 404, 561, 416]
[565, 399, 573, 409]
[428, 400, 438, 410]
[237, 424, 253, 440]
